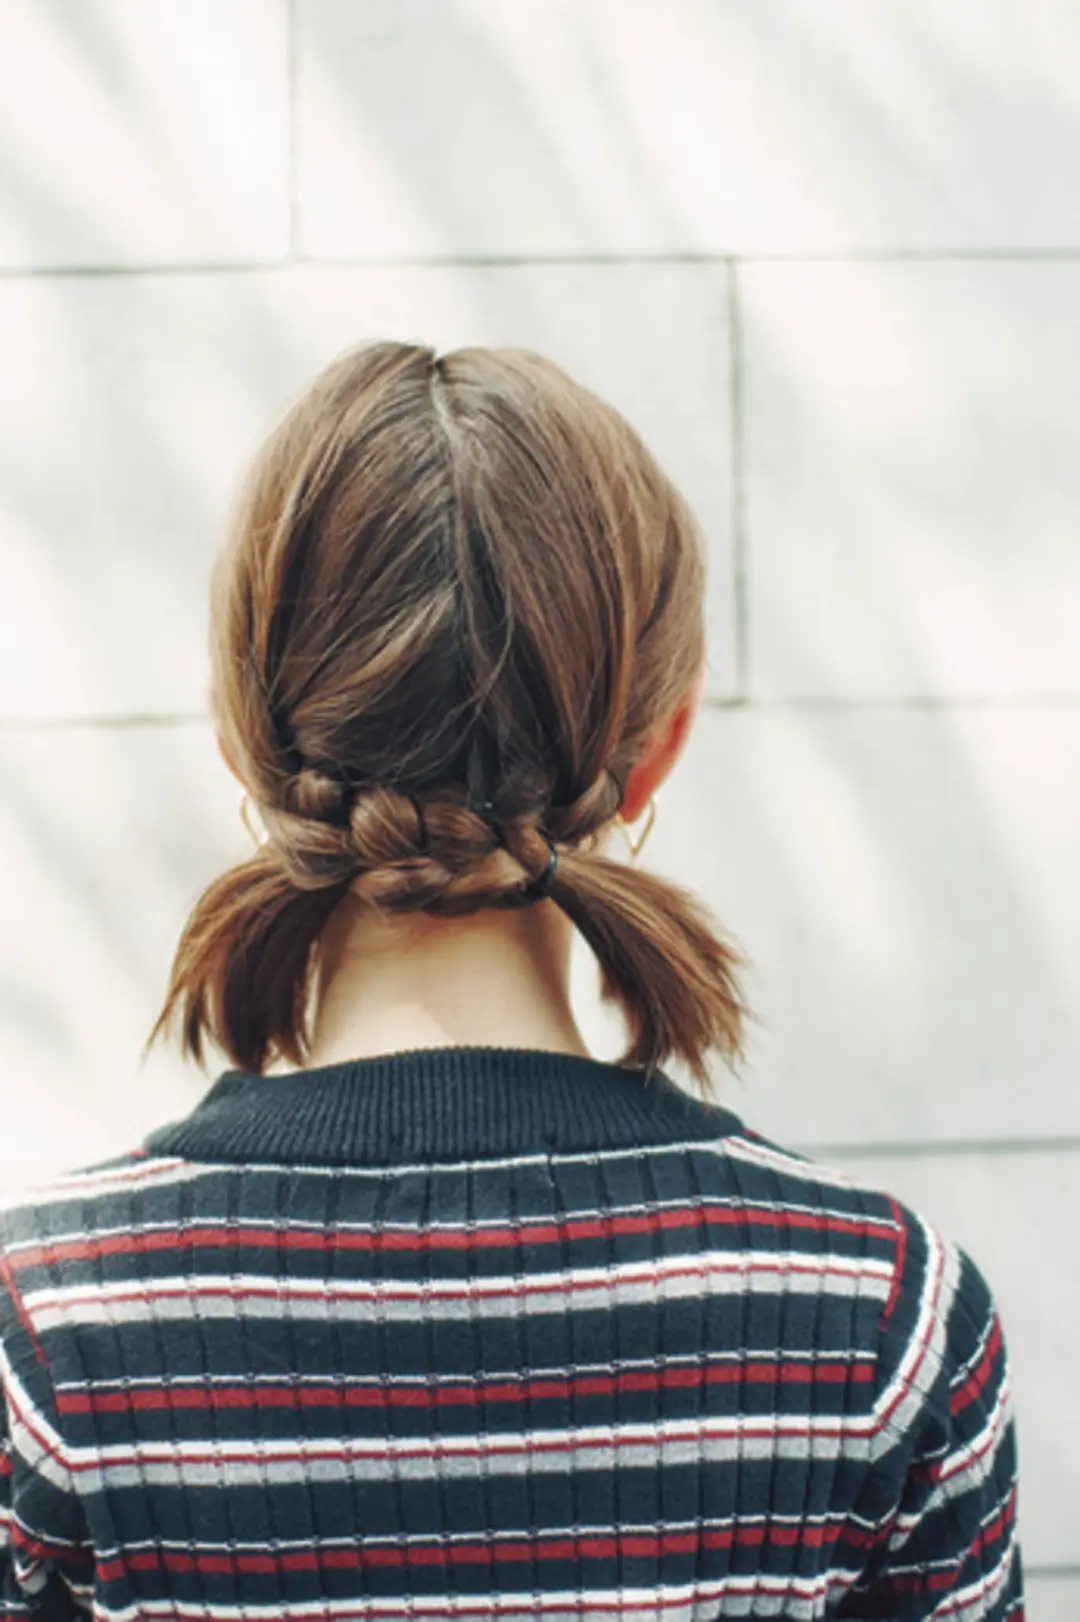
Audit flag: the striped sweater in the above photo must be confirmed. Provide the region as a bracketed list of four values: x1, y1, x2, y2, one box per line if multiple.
[0, 1048, 1022, 1620]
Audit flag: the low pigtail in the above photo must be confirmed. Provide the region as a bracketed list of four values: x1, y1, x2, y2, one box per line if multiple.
[154, 342, 748, 1086]
[150, 852, 348, 1074]
[552, 848, 745, 1093]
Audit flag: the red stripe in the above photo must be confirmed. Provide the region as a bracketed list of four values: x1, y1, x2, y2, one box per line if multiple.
[972, 1490, 1018, 1562]
[11, 1528, 89, 1569]
[0, 1246, 48, 1365]
[882, 1198, 908, 1324]
[97, 1518, 873, 1584]
[10, 1203, 897, 1271]
[951, 1318, 1004, 1417]
[2, 1379, 72, 1484]
[875, 1227, 946, 1436]
[57, 1357, 875, 1416]
[874, 1490, 1016, 1595]
[51, 1158, 182, 1190]
[937, 1395, 1011, 1487]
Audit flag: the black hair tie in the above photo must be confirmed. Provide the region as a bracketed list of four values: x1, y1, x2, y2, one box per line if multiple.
[526, 841, 559, 901]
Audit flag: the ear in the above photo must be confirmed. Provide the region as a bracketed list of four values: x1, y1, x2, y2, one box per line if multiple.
[620, 666, 706, 825]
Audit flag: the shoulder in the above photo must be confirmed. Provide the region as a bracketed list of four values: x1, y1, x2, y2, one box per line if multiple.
[0, 1150, 204, 1256]
[710, 1125, 1007, 1426]
[704, 1116, 908, 1231]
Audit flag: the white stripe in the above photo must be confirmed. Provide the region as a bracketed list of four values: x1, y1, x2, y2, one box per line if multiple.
[949, 1306, 997, 1394]
[870, 1221, 959, 1458]
[929, 1539, 1018, 1620]
[885, 1393, 1014, 1560]
[2, 1139, 755, 1218]
[172, 1136, 743, 1184]
[923, 1380, 1014, 1522]
[51, 1410, 877, 1491]
[94, 1567, 836, 1622]
[0, 1158, 199, 1213]
[2, 1187, 896, 1257]
[939, 1374, 1012, 1486]
[723, 1135, 862, 1192]
[0, 1138, 915, 1222]
[54, 1343, 869, 1396]
[882, 1484, 1015, 1580]
[23, 1250, 893, 1331]
[0, 1502, 84, 1554]
[94, 1504, 879, 1561]
[0, 1344, 76, 1496]
[0, 1134, 896, 1211]
[13, 1561, 46, 1596]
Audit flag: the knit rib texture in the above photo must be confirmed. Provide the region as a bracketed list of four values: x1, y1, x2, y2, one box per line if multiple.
[0, 1047, 1023, 1620]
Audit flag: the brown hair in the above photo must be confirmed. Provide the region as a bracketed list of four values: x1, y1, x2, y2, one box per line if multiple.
[153, 341, 743, 1086]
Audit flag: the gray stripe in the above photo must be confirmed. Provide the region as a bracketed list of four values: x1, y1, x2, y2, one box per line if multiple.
[67, 1421, 875, 1490]
[25, 1252, 892, 1332]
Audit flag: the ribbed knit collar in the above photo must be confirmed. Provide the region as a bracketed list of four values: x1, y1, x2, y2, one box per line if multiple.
[144, 1047, 743, 1167]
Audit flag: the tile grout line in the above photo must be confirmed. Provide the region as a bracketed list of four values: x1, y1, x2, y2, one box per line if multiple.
[10, 248, 1080, 281]
[791, 1135, 1080, 1162]
[0, 258, 290, 282]
[703, 694, 1080, 712]
[0, 713, 210, 732]
[725, 258, 750, 699]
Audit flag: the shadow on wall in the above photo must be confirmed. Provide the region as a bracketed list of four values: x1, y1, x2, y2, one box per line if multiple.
[300, 0, 1080, 255]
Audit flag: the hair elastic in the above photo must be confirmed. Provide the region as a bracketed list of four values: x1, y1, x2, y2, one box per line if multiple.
[527, 841, 559, 901]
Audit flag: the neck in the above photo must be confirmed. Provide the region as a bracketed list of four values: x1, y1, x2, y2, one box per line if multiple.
[304, 896, 590, 1069]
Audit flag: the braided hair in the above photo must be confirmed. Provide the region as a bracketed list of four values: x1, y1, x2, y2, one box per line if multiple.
[154, 342, 743, 1084]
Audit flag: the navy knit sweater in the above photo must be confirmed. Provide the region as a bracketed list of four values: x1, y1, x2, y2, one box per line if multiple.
[0, 1048, 1022, 1620]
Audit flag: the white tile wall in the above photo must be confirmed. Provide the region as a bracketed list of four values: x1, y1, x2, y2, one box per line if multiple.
[0, 0, 289, 269]
[298, 0, 1080, 258]
[828, 1148, 1080, 1571]
[652, 707, 1080, 1145]
[742, 261, 1080, 699]
[0, 262, 735, 719]
[1027, 1574, 1080, 1621]
[0, 722, 236, 1189]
